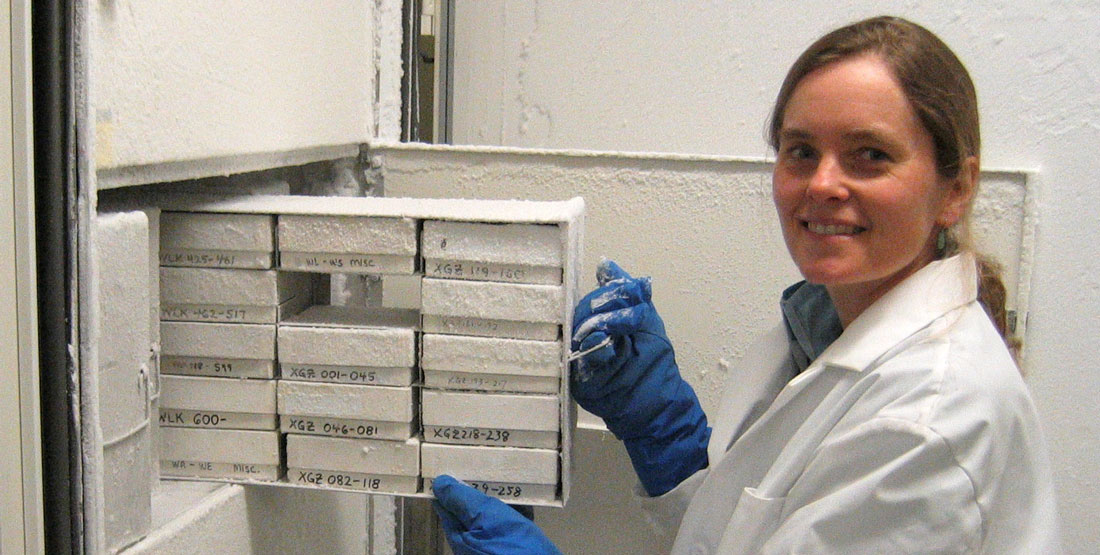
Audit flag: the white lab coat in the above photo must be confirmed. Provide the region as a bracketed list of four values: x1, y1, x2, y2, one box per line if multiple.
[641, 255, 1061, 553]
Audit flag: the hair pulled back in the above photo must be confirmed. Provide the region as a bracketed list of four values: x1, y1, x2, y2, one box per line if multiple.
[769, 16, 1016, 347]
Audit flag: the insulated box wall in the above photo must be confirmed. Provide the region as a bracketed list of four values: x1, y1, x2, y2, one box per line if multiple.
[277, 215, 418, 274]
[161, 321, 277, 379]
[159, 375, 278, 431]
[421, 220, 563, 285]
[159, 427, 281, 481]
[421, 443, 560, 505]
[160, 212, 275, 269]
[278, 305, 418, 387]
[286, 435, 421, 494]
[421, 334, 560, 394]
[160, 267, 311, 324]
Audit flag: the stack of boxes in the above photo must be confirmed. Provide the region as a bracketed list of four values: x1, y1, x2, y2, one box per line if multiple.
[150, 195, 581, 506]
[418, 221, 565, 503]
[157, 212, 298, 482]
[276, 214, 421, 494]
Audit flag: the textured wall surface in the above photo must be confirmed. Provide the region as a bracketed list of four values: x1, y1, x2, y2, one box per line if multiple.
[380, 145, 1029, 419]
[450, 2, 1100, 552]
[90, 1, 375, 172]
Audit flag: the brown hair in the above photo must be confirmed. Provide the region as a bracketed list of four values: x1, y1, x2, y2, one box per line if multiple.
[768, 16, 1017, 347]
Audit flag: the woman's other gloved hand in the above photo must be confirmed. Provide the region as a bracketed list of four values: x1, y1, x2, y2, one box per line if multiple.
[570, 260, 711, 496]
[432, 475, 561, 555]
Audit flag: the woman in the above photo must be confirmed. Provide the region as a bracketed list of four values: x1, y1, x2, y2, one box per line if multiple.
[432, 16, 1060, 553]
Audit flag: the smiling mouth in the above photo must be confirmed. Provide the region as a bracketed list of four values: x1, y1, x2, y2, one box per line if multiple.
[804, 222, 866, 235]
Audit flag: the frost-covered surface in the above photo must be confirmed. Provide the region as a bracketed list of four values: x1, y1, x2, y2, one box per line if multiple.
[277, 324, 415, 367]
[421, 443, 558, 483]
[159, 428, 280, 464]
[161, 322, 275, 359]
[160, 212, 275, 251]
[276, 381, 414, 421]
[286, 435, 419, 475]
[147, 192, 585, 225]
[278, 215, 417, 254]
[421, 390, 559, 431]
[421, 333, 560, 376]
[282, 304, 419, 329]
[421, 278, 564, 322]
[91, 2, 374, 174]
[94, 211, 155, 551]
[422, 220, 563, 266]
[160, 375, 276, 413]
[160, 268, 282, 305]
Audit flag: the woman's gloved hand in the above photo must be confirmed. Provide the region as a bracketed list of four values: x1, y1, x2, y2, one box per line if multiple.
[432, 475, 561, 555]
[571, 259, 710, 496]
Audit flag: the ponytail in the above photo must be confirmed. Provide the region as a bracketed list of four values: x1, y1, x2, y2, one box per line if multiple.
[975, 254, 1022, 361]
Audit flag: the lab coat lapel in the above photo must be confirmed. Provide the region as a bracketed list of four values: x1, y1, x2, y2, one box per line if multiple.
[818, 254, 977, 373]
[743, 255, 978, 497]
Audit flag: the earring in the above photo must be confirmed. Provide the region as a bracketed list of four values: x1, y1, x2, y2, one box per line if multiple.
[936, 228, 947, 254]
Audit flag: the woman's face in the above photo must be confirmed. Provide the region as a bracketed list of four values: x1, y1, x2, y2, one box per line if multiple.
[772, 54, 968, 322]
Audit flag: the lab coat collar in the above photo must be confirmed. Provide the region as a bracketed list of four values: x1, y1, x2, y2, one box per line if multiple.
[780, 281, 843, 373]
[816, 254, 978, 372]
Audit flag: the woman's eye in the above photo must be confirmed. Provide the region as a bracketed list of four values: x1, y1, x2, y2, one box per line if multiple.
[784, 144, 815, 160]
[857, 147, 891, 162]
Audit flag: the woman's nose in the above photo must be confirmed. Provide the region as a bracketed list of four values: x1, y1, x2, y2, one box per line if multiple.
[807, 156, 850, 201]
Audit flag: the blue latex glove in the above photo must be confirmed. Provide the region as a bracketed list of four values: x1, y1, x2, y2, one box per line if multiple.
[571, 260, 710, 496]
[432, 475, 561, 555]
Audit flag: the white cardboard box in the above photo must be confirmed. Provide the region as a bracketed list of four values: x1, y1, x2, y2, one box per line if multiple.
[277, 214, 418, 274]
[286, 435, 420, 494]
[421, 333, 561, 394]
[421, 443, 559, 504]
[420, 278, 564, 341]
[421, 220, 562, 285]
[160, 211, 275, 269]
[159, 427, 281, 481]
[159, 375, 278, 430]
[421, 390, 559, 449]
[278, 305, 418, 386]
[161, 321, 276, 379]
[277, 381, 416, 440]
[160, 267, 311, 324]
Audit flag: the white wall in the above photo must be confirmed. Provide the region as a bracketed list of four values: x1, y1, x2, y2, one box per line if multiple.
[451, 1, 1100, 552]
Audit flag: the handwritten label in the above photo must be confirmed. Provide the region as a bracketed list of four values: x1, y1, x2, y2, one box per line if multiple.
[428, 426, 512, 445]
[446, 374, 510, 390]
[280, 252, 414, 275]
[423, 315, 559, 341]
[160, 249, 271, 269]
[159, 409, 275, 431]
[161, 460, 278, 481]
[425, 371, 560, 395]
[163, 357, 273, 379]
[281, 365, 414, 387]
[471, 482, 524, 498]
[161, 304, 274, 324]
[425, 259, 562, 285]
[281, 416, 409, 440]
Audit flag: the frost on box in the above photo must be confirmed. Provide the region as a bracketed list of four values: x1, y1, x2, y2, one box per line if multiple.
[147, 194, 583, 506]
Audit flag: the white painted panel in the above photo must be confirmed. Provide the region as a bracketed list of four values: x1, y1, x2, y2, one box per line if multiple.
[1, 1, 40, 552]
[90, 1, 375, 178]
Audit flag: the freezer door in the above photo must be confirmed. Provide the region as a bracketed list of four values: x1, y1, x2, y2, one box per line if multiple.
[90, 1, 403, 190]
